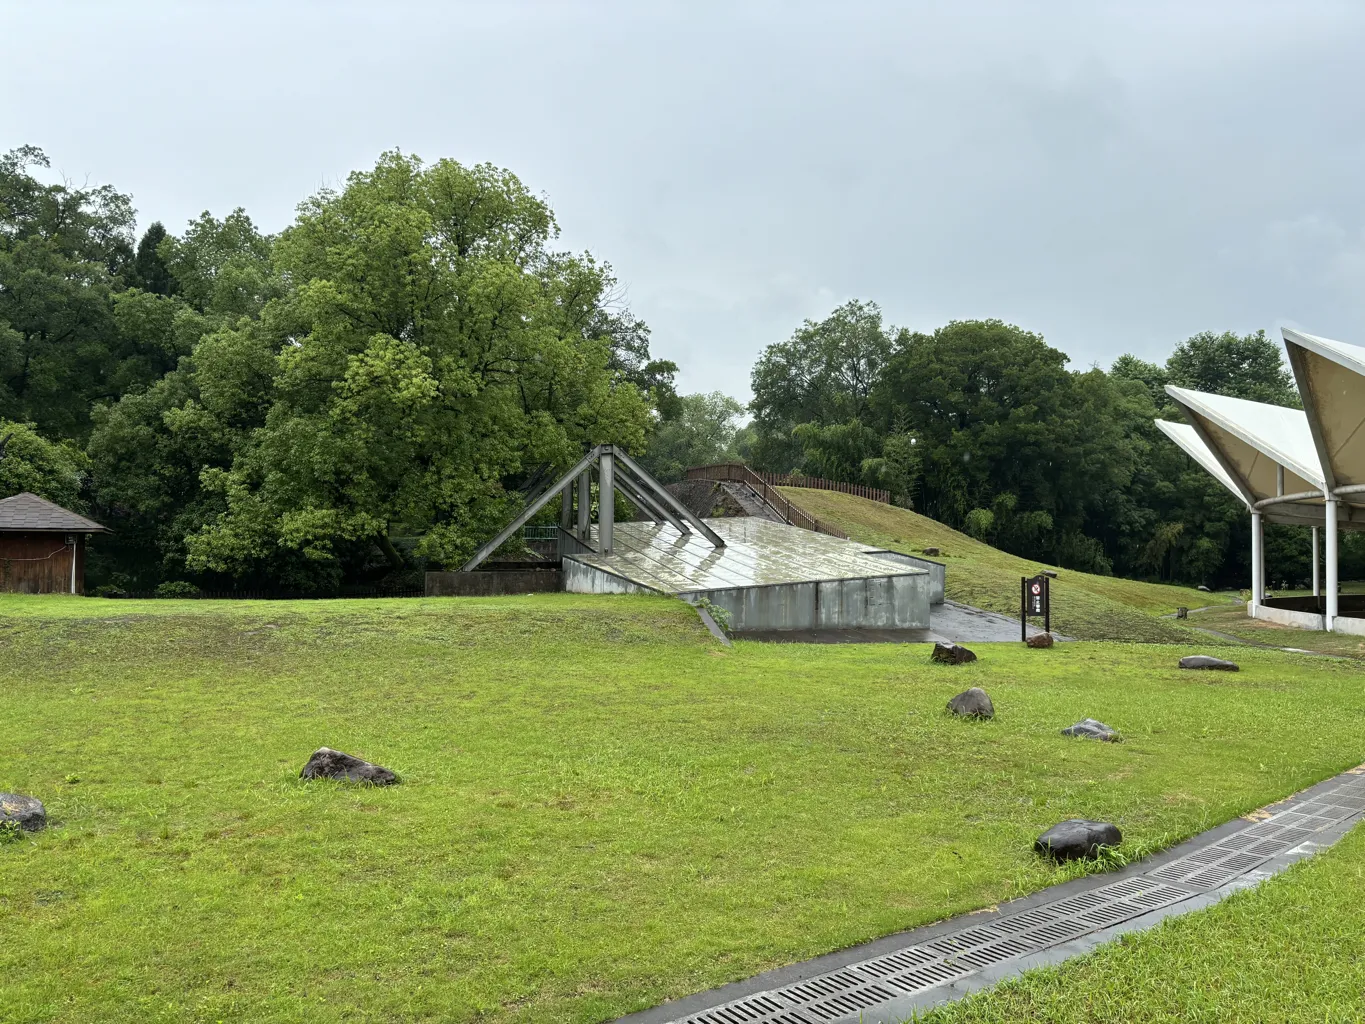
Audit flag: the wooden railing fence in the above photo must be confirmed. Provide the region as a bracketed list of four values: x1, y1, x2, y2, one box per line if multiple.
[684, 463, 851, 539]
[686, 463, 890, 505]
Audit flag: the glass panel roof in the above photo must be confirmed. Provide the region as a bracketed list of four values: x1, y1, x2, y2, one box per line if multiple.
[566, 517, 926, 594]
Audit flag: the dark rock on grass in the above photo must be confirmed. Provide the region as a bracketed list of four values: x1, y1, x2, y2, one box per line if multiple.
[947, 687, 994, 719]
[1035, 819, 1122, 861]
[1026, 632, 1055, 648]
[1179, 655, 1239, 671]
[301, 747, 400, 785]
[1062, 718, 1119, 742]
[0, 793, 46, 832]
[931, 641, 977, 665]
[921, 547, 941, 556]
[1176, 606, 1188, 619]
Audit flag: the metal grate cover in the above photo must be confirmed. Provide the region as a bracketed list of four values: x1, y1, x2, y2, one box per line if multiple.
[665, 772, 1365, 1024]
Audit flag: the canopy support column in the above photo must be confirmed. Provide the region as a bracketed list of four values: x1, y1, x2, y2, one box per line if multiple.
[1326, 498, 1339, 631]
[1250, 511, 1262, 613]
[1312, 526, 1320, 600]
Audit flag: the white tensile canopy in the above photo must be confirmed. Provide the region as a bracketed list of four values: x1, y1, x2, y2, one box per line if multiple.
[1157, 328, 1365, 632]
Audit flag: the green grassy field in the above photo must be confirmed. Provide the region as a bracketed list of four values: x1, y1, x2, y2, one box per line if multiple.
[921, 818, 1365, 1023]
[779, 488, 1238, 642]
[3, 593, 1364, 1023]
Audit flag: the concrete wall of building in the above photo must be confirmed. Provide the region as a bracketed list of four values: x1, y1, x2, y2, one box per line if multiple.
[865, 551, 945, 604]
[1254, 595, 1365, 633]
[561, 558, 657, 595]
[681, 572, 930, 631]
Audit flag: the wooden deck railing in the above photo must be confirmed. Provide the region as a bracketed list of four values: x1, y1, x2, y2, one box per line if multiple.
[684, 462, 850, 539]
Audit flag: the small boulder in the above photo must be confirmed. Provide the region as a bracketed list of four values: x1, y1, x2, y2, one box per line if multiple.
[301, 747, 399, 785]
[921, 547, 940, 556]
[1175, 606, 1188, 619]
[947, 687, 994, 719]
[1178, 655, 1239, 671]
[0, 793, 46, 832]
[1197, 585, 1211, 593]
[1035, 819, 1122, 861]
[931, 641, 977, 665]
[1061, 718, 1119, 742]
[1026, 632, 1055, 648]
[1042, 569, 1058, 579]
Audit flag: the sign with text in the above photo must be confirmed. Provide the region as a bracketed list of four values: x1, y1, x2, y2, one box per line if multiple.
[1020, 573, 1051, 640]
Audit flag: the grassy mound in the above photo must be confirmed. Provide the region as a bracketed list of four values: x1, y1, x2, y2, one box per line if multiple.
[2, 594, 1362, 1022]
[779, 488, 1234, 642]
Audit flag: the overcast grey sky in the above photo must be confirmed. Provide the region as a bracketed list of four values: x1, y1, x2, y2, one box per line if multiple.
[5, 1, 1364, 399]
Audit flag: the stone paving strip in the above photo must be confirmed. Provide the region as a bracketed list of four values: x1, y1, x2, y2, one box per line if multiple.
[619, 764, 1365, 1024]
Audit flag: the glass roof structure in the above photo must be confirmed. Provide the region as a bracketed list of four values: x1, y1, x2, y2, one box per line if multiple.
[566, 517, 925, 595]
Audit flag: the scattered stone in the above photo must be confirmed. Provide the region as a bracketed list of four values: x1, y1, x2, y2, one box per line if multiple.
[931, 641, 978, 665]
[946, 687, 994, 719]
[921, 547, 940, 556]
[1176, 606, 1188, 619]
[1061, 718, 1120, 742]
[1026, 632, 1055, 648]
[1035, 819, 1122, 861]
[300, 748, 400, 785]
[0, 793, 46, 832]
[1179, 655, 1239, 671]
[1197, 585, 1211, 592]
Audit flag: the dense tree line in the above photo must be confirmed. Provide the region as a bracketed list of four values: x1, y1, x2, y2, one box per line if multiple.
[2, 147, 675, 593]
[2, 145, 1355, 593]
[746, 301, 1362, 588]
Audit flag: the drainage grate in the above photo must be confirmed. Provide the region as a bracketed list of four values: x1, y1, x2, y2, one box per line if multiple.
[663, 775, 1365, 1024]
[881, 959, 972, 994]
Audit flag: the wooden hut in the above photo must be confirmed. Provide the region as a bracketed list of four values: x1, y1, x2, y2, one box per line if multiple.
[0, 492, 108, 595]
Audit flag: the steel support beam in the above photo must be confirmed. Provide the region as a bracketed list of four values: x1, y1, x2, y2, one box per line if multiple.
[615, 467, 691, 536]
[611, 446, 726, 549]
[577, 469, 591, 539]
[599, 449, 614, 554]
[461, 446, 604, 571]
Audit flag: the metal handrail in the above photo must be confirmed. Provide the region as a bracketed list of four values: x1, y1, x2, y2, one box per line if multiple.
[686, 462, 848, 539]
[686, 462, 891, 504]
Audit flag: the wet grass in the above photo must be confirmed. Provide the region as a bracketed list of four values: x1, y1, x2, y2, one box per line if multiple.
[3, 593, 1364, 1022]
[920, 821, 1365, 1022]
[778, 489, 1236, 642]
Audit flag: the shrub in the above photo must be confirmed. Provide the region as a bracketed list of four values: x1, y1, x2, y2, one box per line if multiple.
[155, 580, 200, 598]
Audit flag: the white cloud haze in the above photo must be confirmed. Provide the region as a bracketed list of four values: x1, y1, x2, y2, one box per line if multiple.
[5, 0, 1364, 399]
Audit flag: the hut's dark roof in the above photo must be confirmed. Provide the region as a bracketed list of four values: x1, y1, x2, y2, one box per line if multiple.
[0, 492, 108, 533]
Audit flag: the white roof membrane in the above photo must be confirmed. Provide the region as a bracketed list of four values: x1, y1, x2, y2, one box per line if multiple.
[1283, 329, 1365, 491]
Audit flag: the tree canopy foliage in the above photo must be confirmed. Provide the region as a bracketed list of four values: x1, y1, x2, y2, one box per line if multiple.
[2, 146, 669, 592]
[749, 306, 1340, 586]
[0, 142, 1350, 593]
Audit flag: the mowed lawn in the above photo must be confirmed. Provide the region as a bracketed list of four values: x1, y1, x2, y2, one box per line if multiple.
[778, 488, 1235, 643]
[2, 594, 1363, 1024]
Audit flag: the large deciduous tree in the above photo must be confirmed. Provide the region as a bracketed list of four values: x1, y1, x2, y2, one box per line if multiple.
[180, 152, 651, 581]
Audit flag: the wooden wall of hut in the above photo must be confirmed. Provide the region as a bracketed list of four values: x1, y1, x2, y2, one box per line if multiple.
[0, 533, 84, 594]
